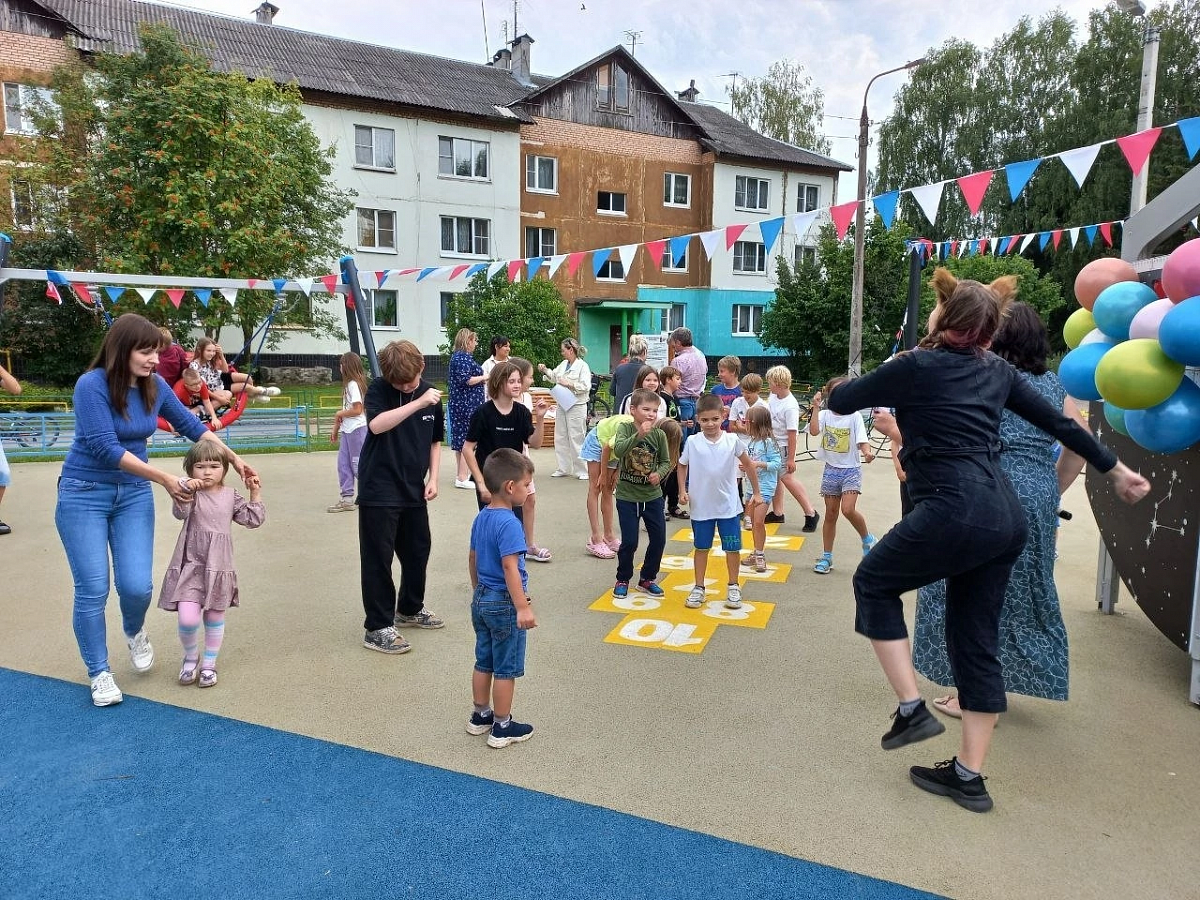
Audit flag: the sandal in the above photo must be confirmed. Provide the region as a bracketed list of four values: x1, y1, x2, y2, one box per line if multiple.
[586, 540, 616, 559]
[526, 546, 552, 563]
[670, 508, 690, 519]
[932, 695, 963, 719]
[198, 668, 218, 688]
[813, 552, 833, 574]
[179, 660, 199, 686]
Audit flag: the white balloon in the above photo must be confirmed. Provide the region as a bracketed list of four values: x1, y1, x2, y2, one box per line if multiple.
[1080, 328, 1118, 346]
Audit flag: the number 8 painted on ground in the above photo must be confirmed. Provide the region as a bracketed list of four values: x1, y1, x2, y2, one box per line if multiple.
[702, 601, 752, 620]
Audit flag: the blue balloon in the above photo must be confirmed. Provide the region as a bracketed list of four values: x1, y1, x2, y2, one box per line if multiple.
[1058, 343, 1110, 401]
[1158, 295, 1200, 366]
[1103, 401, 1130, 437]
[1092, 281, 1157, 341]
[1125, 377, 1200, 454]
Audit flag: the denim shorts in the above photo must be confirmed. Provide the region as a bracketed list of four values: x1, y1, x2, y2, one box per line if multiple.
[0, 440, 9, 487]
[691, 516, 743, 552]
[580, 428, 602, 463]
[471, 584, 526, 679]
[820, 465, 863, 497]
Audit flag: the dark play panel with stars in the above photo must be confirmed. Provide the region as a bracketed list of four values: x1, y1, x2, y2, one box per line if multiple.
[1087, 401, 1198, 651]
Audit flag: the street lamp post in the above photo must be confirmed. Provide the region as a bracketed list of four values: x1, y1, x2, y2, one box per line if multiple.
[848, 58, 925, 377]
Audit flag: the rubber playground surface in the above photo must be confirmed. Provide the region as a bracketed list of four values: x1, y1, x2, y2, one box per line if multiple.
[2, 450, 1198, 899]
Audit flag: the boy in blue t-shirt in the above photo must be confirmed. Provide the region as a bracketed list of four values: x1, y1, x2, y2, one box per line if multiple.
[467, 448, 538, 748]
[710, 355, 743, 431]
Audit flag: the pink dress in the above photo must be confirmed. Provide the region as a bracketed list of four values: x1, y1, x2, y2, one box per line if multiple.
[157, 487, 266, 611]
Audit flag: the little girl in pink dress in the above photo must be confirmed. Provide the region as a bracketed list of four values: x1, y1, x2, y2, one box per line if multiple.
[158, 441, 265, 687]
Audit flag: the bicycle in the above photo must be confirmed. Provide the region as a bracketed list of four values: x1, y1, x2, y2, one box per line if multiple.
[0, 412, 63, 450]
[586, 373, 612, 429]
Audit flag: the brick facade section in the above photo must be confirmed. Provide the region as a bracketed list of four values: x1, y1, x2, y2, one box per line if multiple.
[0, 32, 74, 82]
[521, 118, 703, 165]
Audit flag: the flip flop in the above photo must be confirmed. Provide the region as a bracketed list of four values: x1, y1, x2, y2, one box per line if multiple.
[526, 546, 552, 563]
[932, 695, 963, 719]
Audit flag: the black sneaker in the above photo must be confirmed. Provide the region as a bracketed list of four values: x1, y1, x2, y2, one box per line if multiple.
[764, 512, 785, 524]
[802, 512, 821, 533]
[910, 758, 994, 813]
[0, 520, 10, 535]
[466, 710, 495, 736]
[487, 718, 534, 748]
[881, 700, 946, 750]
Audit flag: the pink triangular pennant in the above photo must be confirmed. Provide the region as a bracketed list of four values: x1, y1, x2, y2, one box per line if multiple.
[72, 283, 94, 305]
[46, 282, 62, 304]
[165, 289, 185, 308]
[506, 260, 524, 282]
[320, 274, 339, 294]
[829, 200, 858, 241]
[567, 252, 587, 277]
[956, 170, 993, 216]
[644, 240, 666, 268]
[1100, 222, 1114, 247]
[1052, 230, 1063, 251]
[978, 238, 989, 255]
[449, 264, 470, 280]
[1116, 127, 1162, 177]
[724, 223, 749, 250]
[248, 279, 260, 290]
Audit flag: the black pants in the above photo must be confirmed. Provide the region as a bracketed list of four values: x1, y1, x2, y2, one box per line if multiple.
[358, 504, 431, 632]
[853, 461, 1027, 713]
[616, 496, 666, 584]
[663, 469, 680, 512]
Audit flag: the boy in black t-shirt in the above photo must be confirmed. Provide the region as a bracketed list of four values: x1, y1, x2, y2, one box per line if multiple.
[462, 361, 547, 517]
[357, 340, 447, 655]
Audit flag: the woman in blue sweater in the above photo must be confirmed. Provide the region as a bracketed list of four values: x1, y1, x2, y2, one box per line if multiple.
[828, 269, 1149, 813]
[57, 314, 255, 708]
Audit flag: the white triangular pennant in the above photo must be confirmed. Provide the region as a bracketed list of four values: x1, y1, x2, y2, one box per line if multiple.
[136, 288, 156, 305]
[433, 266, 454, 280]
[907, 181, 945, 226]
[1019, 233, 1038, 253]
[1068, 227, 1081, 248]
[698, 229, 723, 260]
[221, 288, 238, 307]
[617, 243, 639, 274]
[486, 260, 506, 280]
[1057, 143, 1103, 189]
[547, 254, 568, 278]
[791, 211, 819, 238]
[294, 277, 314, 296]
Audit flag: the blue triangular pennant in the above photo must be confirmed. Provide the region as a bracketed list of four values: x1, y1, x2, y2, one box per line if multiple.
[47, 269, 69, 286]
[669, 235, 690, 267]
[1084, 225, 1099, 247]
[1004, 158, 1042, 202]
[1178, 116, 1200, 161]
[969, 240, 979, 256]
[758, 217, 785, 254]
[1038, 232, 1052, 251]
[271, 277, 287, 293]
[103, 286, 125, 304]
[526, 257, 544, 278]
[872, 191, 900, 229]
[465, 263, 488, 278]
[591, 248, 612, 278]
[194, 288, 212, 308]
[416, 267, 438, 282]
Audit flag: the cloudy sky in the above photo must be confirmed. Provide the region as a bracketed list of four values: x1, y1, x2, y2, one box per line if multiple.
[167, 0, 1131, 190]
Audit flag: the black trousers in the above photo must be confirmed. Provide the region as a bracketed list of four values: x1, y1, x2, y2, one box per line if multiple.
[853, 460, 1027, 713]
[358, 504, 431, 632]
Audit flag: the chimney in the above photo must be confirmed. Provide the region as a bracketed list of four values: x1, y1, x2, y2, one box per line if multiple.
[490, 47, 512, 70]
[677, 79, 700, 103]
[254, 2, 279, 24]
[510, 33, 534, 85]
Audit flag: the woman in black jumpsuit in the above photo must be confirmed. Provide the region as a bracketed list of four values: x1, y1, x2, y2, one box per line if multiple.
[828, 269, 1150, 812]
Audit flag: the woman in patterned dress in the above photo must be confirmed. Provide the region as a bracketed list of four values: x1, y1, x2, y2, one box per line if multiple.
[447, 328, 487, 488]
[913, 302, 1090, 712]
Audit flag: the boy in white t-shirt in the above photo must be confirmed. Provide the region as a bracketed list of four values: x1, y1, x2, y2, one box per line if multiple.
[764, 365, 819, 532]
[728, 372, 768, 435]
[677, 395, 761, 610]
[808, 376, 876, 574]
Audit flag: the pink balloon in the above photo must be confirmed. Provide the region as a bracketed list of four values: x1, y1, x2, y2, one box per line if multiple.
[1162, 238, 1200, 303]
[1128, 297, 1177, 340]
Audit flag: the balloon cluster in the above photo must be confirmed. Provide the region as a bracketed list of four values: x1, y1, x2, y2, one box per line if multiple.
[1060, 238, 1200, 454]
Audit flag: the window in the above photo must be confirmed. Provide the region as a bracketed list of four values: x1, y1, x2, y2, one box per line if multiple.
[597, 191, 627, 215]
[3, 83, 55, 135]
[597, 66, 611, 107]
[732, 241, 766, 274]
[354, 125, 395, 170]
[440, 292, 456, 327]
[438, 136, 490, 180]
[525, 227, 556, 258]
[440, 216, 491, 256]
[795, 245, 818, 268]
[595, 258, 625, 281]
[356, 208, 396, 251]
[663, 173, 690, 207]
[663, 244, 688, 272]
[526, 155, 557, 193]
[659, 303, 685, 332]
[734, 175, 769, 212]
[797, 182, 820, 213]
[732, 305, 764, 336]
[596, 62, 630, 111]
[10, 179, 64, 231]
[614, 65, 630, 111]
[366, 289, 398, 329]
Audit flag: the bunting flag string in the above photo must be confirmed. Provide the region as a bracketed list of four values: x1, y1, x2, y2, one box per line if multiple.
[870, 192, 899, 230]
[908, 219, 1122, 262]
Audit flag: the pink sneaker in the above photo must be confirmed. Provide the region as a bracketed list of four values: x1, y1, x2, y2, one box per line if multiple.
[586, 540, 616, 559]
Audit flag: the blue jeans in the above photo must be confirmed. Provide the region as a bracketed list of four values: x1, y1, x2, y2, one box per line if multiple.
[471, 585, 526, 679]
[677, 397, 697, 437]
[616, 496, 666, 584]
[55, 477, 156, 678]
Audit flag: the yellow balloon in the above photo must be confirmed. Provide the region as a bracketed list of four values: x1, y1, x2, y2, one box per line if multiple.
[1063, 307, 1096, 350]
[1094, 339, 1185, 410]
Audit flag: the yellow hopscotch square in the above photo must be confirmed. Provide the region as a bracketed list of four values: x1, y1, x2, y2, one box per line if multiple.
[604, 614, 718, 653]
[670, 523, 782, 544]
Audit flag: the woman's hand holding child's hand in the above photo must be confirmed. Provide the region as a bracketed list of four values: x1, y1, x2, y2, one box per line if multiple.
[678, 488, 689, 505]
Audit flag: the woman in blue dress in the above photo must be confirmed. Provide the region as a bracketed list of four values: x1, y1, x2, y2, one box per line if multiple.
[447, 328, 487, 489]
[913, 302, 1090, 713]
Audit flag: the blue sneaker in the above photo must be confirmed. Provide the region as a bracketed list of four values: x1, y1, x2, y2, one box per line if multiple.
[613, 581, 629, 598]
[862, 534, 877, 556]
[637, 579, 665, 596]
[466, 710, 494, 736]
[487, 718, 534, 748]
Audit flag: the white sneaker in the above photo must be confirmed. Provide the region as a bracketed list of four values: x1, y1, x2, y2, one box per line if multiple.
[127, 629, 154, 672]
[454, 478, 474, 490]
[576, 473, 589, 481]
[685, 586, 706, 609]
[261, 386, 282, 397]
[252, 393, 272, 403]
[725, 585, 743, 610]
[327, 498, 356, 513]
[90, 671, 123, 707]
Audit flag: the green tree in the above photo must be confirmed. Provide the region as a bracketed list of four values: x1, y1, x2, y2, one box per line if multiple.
[440, 272, 575, 369]
[25, 24, 352, 350]
[728, 60, 831, 154]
